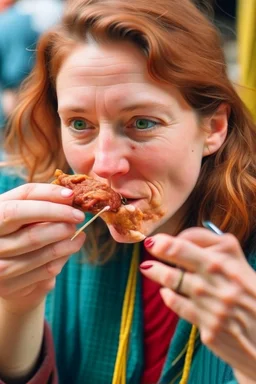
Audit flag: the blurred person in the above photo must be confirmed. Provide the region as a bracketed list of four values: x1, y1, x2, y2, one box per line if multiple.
[0, 0, 14, 12]
[0, 0, 63, 129]
[0, 1, 256, 383]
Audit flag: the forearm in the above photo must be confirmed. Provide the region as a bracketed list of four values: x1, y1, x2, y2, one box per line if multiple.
[0, 300, 45, 383]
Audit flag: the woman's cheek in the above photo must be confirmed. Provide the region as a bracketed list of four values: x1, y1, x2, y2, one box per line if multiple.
[62, 139, 88, 173]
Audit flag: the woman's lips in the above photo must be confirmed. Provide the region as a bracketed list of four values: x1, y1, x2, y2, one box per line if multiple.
[118, 194, 145, 207]
[123, 198, 144, 209]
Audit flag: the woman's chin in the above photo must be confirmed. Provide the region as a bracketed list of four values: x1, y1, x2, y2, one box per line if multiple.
[107, 224, 146, 243]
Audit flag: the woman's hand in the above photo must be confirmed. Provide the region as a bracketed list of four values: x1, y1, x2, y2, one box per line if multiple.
[0, 183, 85, 314]
[140, 228, 256, 380]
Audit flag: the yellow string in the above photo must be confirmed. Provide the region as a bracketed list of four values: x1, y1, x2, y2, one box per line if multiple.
[111, 244, 197, 384]
[112, 244, 139, 384]
[179, 325, 197, 384]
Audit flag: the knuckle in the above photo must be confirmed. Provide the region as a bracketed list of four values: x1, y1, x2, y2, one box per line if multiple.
[214, 305, 229, 321]
[162, 269, 175, 288]
[206, 257, 224, 273]
[220, 285, 241, 306]
[201, 329, 215, 347]
[53, 223, 76, 240]
[45, 262, 58, 278]
[70, 232, 86, 250]
[173, 301, 196, 323]
[154, 233, 174, 254]
[170, 239, 185, 256]
[40, 277, 56, 293]
[208, 317, 222, 337]
[46, 258, 66, 277]
[222, 233, 240, 252]
[49, 243, 59, 259]
[27, 226, 42, 248]
[0, 201, 19, 223]
[191, 278, 206, 296]
[64, 223, 77, 237]
[163, 238, 185, 261]
[19, 183, 37, 200]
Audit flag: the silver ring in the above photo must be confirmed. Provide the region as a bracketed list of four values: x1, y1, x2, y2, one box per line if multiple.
[174, 269, 185, 294]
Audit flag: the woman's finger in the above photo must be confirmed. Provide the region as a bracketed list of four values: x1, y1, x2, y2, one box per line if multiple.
[140, 259, 201, 298]
[0, 183, 74, 204]
[177, 227, 224, 247]
[144, 233, 207, 271]
[0, 222, 78, 258]
[179, 229, 244, 261]
[144, 232, 244, 273]
[0, 200, 85, 236]
[0, 247, 79, 298]
[0, 231, 86, 279]
[0, 232, 85, 298]
[140, 260, 186, 290]
[159, 287, 198, 324]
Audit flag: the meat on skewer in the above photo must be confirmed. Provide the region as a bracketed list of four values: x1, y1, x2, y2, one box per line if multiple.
[52, 169, 122, 213]
[52, 169, 145, 242]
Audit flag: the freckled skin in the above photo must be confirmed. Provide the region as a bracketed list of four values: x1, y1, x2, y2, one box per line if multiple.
[56, 41, 209, 242]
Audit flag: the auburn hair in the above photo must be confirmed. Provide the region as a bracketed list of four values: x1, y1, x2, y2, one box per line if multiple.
[3, 0, 256, 256]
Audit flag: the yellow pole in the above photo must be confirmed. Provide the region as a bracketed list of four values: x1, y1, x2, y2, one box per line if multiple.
[237, 0, 256, 120]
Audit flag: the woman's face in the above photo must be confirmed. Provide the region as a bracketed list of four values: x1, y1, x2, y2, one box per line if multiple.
[57, 41, 208, 241]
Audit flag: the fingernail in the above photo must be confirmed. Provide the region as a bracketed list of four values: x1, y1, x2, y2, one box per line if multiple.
[72, 209, 85, 221]
[140, 263, 153, 270]
[144, 237, 154, 248]
[61, 188, 73, 197]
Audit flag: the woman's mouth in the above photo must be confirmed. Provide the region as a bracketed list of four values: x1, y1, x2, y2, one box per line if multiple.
[121, 197, 143, 208]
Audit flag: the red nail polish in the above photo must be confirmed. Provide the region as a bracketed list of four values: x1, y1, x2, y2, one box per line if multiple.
[140, 263, 153, 270]
[144, 237, 154, 248]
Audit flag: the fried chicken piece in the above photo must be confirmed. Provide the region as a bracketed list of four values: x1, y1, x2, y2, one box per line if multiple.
[52, 169, 121, 213]
[52, 169, 145, 242]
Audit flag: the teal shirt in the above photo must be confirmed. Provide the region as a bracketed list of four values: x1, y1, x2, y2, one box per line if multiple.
[1, 170, 253, 383]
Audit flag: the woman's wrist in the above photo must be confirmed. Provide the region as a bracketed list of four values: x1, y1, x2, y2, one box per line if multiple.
[0, 300, 45, 381]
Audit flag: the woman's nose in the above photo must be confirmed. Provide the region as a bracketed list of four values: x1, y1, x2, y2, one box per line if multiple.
[92, 132, 130, 180]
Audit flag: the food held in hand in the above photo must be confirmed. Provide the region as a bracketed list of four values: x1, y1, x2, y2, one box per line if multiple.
[52, 169, 122, 213]
[52, 169, 145, 242]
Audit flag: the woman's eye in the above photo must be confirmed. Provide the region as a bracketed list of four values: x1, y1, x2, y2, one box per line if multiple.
[134, 119, 157, 130]
[70, 119, 88, 131]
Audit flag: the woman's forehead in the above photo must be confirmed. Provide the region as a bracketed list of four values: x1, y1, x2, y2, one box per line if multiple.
[56, 41, 148, 86]
[55, 41, 193, 118]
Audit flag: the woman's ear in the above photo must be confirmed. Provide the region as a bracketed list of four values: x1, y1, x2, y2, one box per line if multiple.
[203, 103, 230, 157]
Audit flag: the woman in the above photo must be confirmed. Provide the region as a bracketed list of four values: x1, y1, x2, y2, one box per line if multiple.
[0, 0, 256, 383]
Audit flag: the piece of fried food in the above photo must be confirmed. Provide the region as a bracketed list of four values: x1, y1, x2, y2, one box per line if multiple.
[52, 169, 121, 213]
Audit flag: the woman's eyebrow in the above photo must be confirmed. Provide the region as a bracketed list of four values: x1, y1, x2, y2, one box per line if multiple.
[58, 106, 90, 114]
[120, 102, 173, 113]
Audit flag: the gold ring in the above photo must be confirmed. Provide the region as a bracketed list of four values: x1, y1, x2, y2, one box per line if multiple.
[174, 269, 185, 294]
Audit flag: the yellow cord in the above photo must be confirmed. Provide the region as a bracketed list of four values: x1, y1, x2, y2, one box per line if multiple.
[111, 243, 196, 384]
[112, 244, 139, 384]
[179, 325, 197, 384]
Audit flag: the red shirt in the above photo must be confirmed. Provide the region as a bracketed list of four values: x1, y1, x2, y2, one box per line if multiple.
[141, 249, 179, 384]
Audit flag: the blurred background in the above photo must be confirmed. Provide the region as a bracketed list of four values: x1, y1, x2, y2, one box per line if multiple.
[0, 0, 255, 145]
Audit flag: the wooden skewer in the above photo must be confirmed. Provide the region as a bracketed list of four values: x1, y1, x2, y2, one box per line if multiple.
[71, 205, 111, 241]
